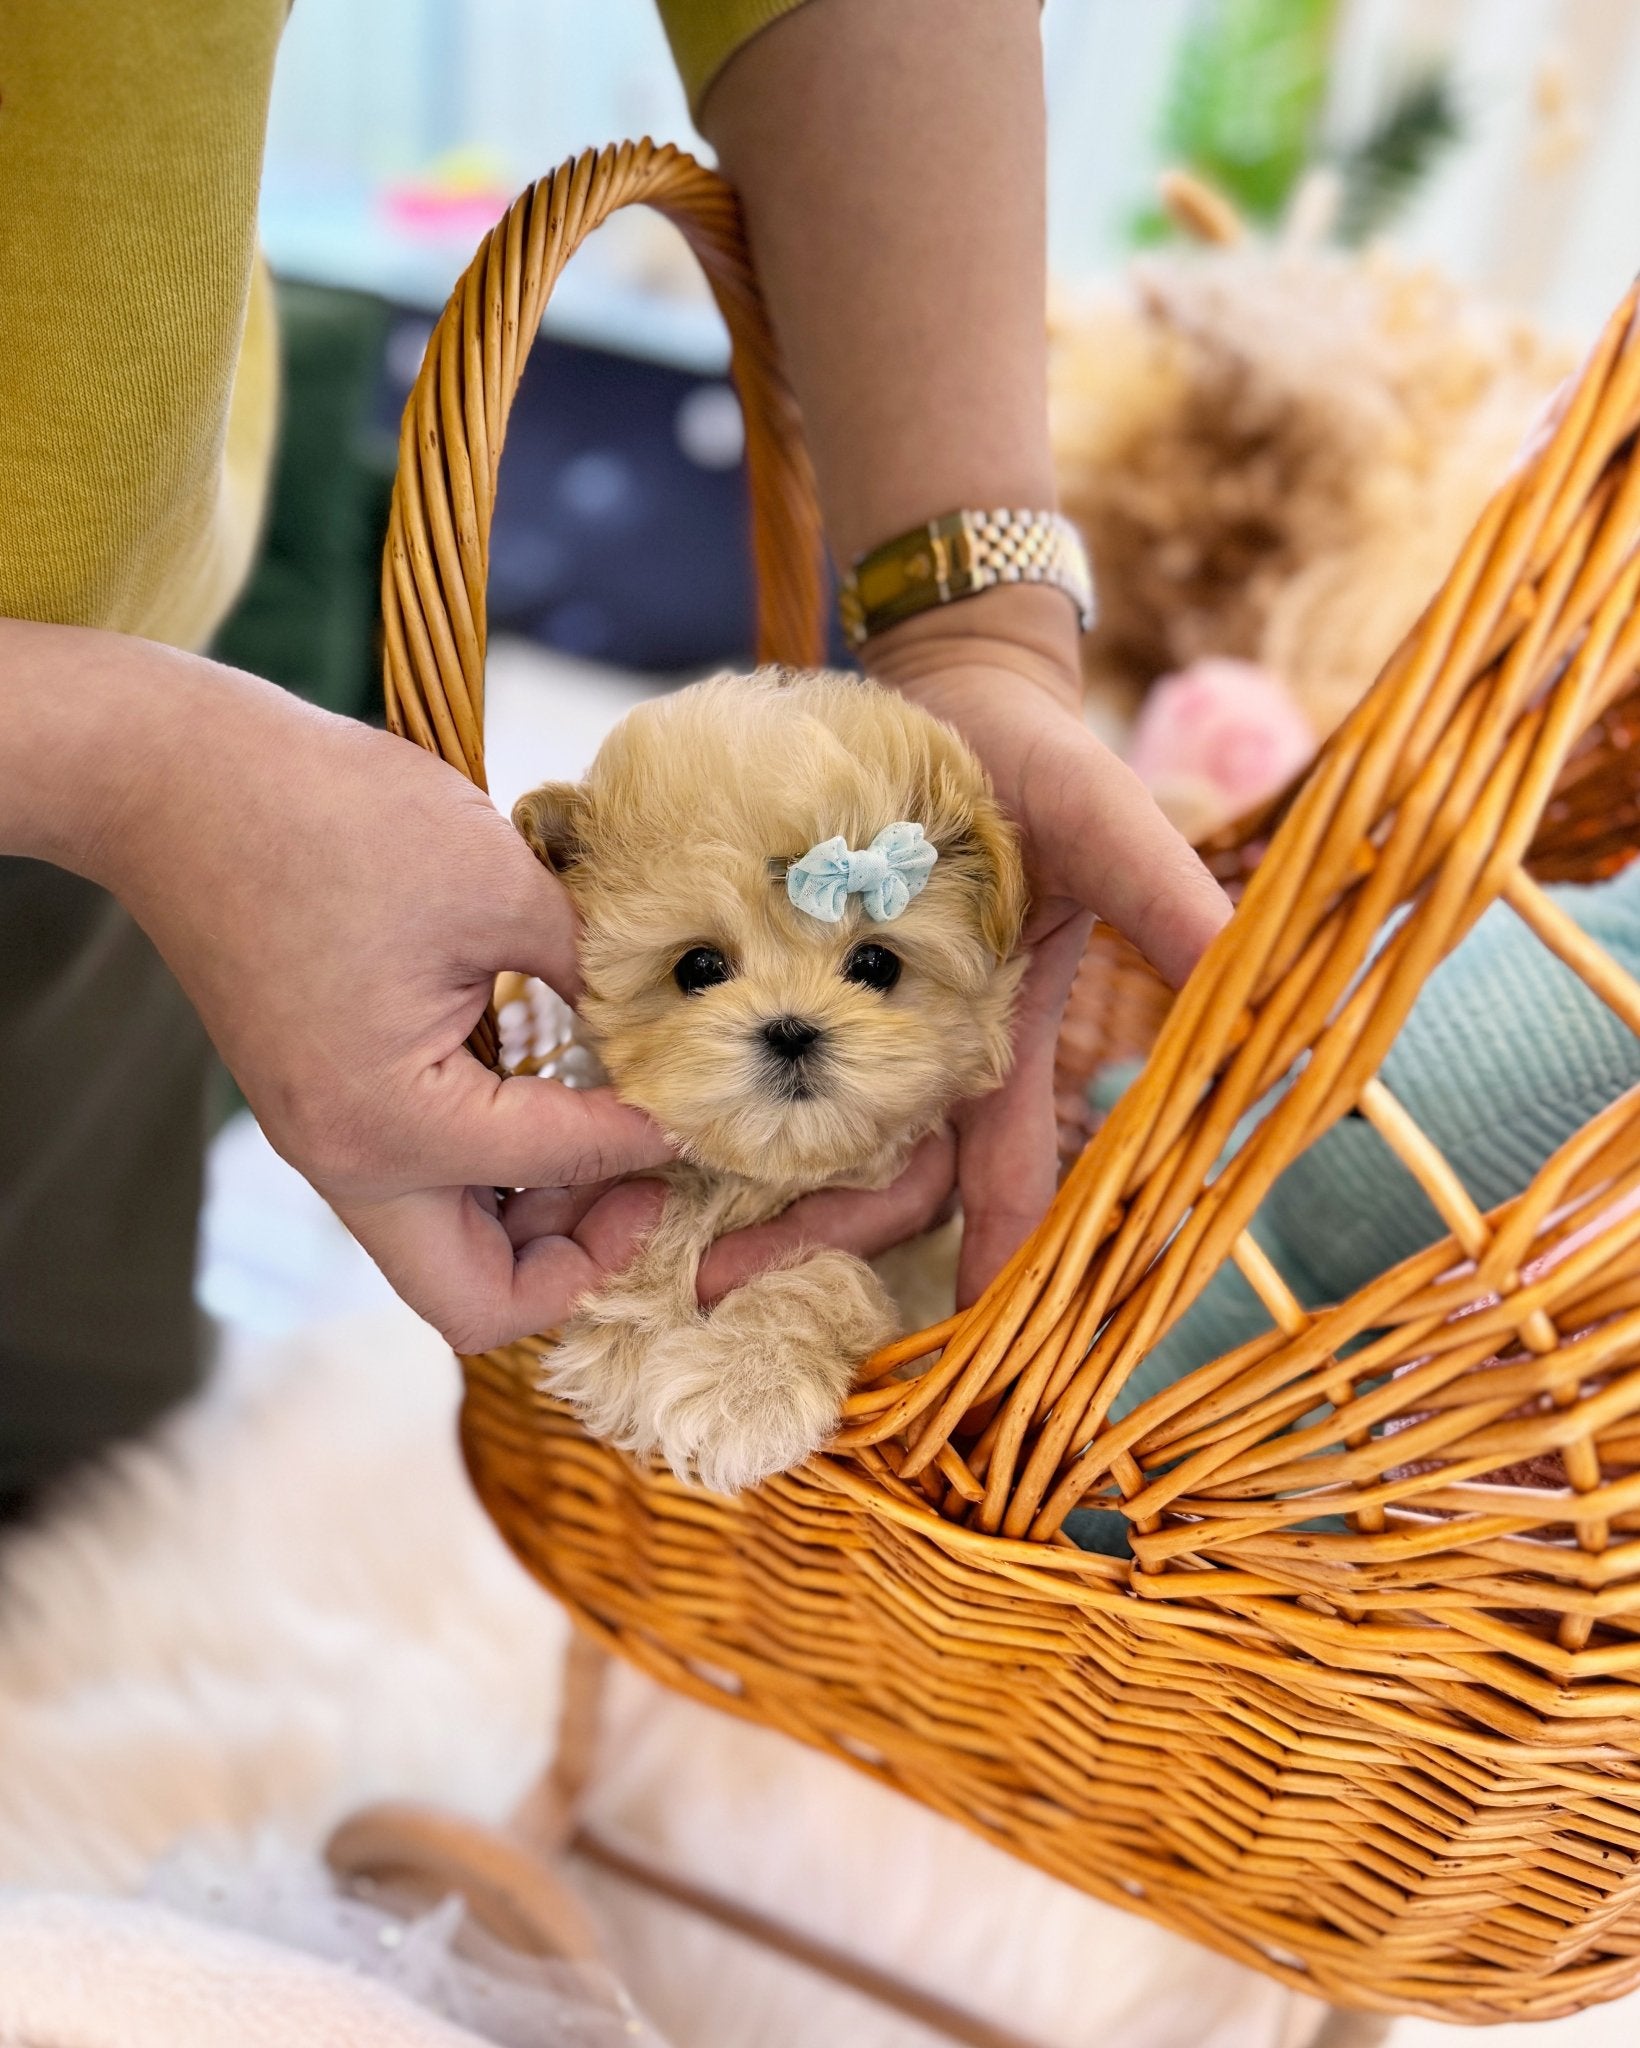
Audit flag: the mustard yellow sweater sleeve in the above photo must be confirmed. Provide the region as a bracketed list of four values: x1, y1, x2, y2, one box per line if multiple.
[0, 1, 285, 652]
[653, 0, 815, 120]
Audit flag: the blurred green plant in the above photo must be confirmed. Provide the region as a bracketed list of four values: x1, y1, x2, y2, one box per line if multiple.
[1131, 0, 1461, 247]
[1333, 67, 1463, 244]
[1132, 0, 1339, 242]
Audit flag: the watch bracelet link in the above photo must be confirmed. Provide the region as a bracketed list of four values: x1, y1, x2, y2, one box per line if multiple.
[838, 508, 1095, 650]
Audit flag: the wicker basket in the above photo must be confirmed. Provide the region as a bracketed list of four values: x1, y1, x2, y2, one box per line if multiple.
[383, 141, 1640, 2024]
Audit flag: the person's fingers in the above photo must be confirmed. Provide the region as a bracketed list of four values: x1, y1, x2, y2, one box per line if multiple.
[340, 1168, 668, 1352]
[696, 1128, 957, 1304]
[500, 1176, 668, 1256]
[411, 1060, 676, 1193]
[954, 913, 1089, 1304]
[471, 811, 589, 1005]
[338, 1185, 612, 1353]
[1032, 725, 1231, 987]
[499, 1178, 617, 1247]
[567, 1178, 673, 1269]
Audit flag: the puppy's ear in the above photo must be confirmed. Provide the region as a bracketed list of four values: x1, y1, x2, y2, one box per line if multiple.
[953, 794, 1027, 963]
[512, 782, 587, 873]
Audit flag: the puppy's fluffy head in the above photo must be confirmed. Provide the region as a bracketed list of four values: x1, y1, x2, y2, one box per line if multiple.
[514, 669, 1025, 1186]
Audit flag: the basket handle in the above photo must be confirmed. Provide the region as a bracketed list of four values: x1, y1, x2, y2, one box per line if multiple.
[381, 139, 826, 788]
[379, 141, 827, 1065]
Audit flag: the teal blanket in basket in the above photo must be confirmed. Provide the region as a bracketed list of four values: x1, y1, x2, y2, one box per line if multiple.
[1067, 860, 1640, 1556]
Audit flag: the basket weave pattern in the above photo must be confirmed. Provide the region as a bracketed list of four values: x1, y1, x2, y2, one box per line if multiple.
[385, 143, 1640, 2022]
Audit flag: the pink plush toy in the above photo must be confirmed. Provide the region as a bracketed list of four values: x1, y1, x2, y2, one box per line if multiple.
[1125, 657, 1316, 840]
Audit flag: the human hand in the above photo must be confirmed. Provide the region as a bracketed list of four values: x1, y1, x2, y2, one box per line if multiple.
[862, 585, 1231, 1302]
[695, 1127, 958, 1303]
[62, 640, 676, 1352]
[665, 588, 1231, 1316]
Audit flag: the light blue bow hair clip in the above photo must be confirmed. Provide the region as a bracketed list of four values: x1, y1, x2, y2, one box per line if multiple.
[786, 821, 938, 924]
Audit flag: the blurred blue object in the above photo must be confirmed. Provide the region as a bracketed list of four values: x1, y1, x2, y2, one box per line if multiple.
[261, 0, 852, 673]
[368, 309, 844, 673]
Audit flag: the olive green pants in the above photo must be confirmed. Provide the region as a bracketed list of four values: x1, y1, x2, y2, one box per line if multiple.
[0, 856, 211, 1498]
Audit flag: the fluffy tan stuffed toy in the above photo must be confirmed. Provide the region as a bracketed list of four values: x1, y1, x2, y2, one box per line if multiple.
[1052, 197, 1571, 742]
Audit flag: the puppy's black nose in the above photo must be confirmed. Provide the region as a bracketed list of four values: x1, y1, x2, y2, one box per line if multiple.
[761, 1015, 822, 1061]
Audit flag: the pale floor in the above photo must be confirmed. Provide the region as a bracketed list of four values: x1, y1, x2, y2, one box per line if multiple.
[197, 639, 1636, 2048]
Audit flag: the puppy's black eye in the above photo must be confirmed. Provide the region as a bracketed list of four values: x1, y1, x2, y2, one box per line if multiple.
[842, 943, 901, 993]
[673, 945, 733, 995]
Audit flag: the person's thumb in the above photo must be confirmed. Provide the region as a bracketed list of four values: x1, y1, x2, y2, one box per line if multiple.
[476, 825, 587, 1004]
[418, 1053, 676, 1191]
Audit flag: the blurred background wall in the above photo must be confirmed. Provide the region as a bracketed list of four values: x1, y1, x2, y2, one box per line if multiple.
[230, 0, 1640, 711]
[1044, 0, 1640, 335]
[262, 0, 1640, 340]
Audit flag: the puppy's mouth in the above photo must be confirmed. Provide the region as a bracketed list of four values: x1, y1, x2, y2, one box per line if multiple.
[761, 1049, 826, 1105]
[756, 1015, 830, 1107]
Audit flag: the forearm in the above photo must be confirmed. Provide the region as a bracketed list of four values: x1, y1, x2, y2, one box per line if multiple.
[1, 620, 203, 880]
[0, 619, 326, 905]
[701, 0, 1078, 698]
[702, 0, 1056, 566]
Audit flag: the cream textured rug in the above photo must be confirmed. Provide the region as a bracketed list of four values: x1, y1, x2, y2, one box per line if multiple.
[0, 1302, 1359, 2048]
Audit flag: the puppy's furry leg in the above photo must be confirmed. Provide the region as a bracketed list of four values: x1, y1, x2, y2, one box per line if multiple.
[546, 1171, 896, 1495]
[637, 1249, 896, 1495]
[541, 1310, 652, 1450]
[542, 1206, 699, 1448]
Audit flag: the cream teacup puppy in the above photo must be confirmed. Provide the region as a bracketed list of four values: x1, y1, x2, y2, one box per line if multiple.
[513, 668, 1025, 1494]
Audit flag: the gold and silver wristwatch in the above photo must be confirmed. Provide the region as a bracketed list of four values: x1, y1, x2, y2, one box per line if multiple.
[837, 508, 1095, 650]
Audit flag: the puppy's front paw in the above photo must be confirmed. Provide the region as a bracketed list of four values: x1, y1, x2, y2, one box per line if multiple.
[542, 1314, 648, 1445]
[638, 1251, 896, 1495]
